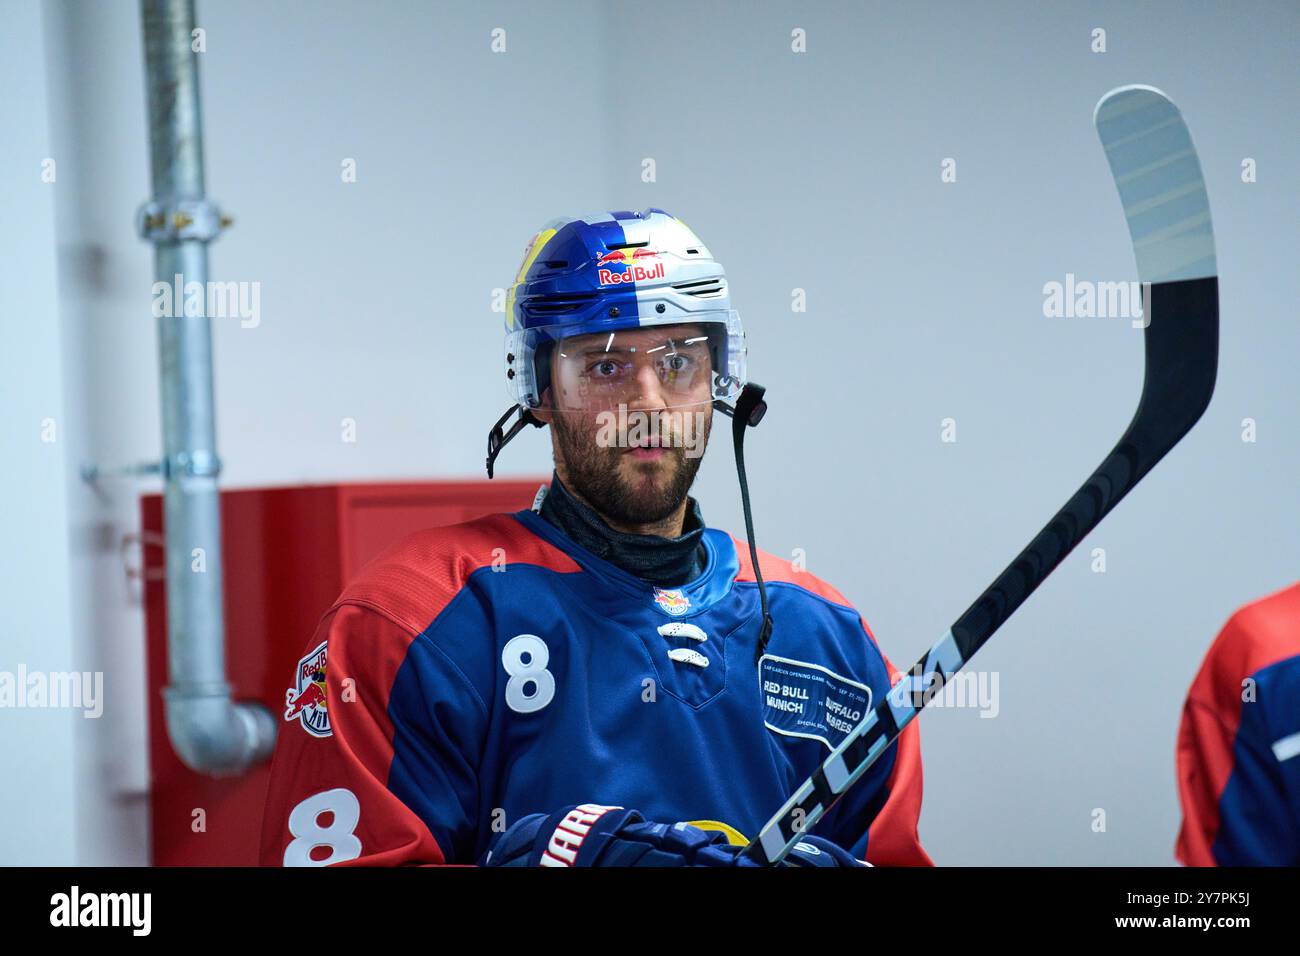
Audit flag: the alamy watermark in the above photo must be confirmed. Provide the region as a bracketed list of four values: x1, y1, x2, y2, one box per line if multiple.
[0, 666, 103, 718]
[899, 665, 1000, 719]
[1043, 273, 1150, 328]
[151, 273, 260, 328]
[594, 405, 710, 459]
[50, 886, 150, 936]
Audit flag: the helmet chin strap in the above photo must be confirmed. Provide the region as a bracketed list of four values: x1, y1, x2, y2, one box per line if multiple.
[714, 383, 773, 663]
[488, 384, 774, 663]
[486, 404, 544, 479]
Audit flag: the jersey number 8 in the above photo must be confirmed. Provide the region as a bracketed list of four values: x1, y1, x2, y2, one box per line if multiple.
[502, 634, 555, 714]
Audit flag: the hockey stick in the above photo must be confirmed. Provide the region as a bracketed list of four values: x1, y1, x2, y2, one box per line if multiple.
[744, 85, 1219, 864]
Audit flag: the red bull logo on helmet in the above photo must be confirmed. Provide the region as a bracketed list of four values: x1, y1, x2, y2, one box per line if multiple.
[597, 248, 665, 286]
[284, 640, 331, 737]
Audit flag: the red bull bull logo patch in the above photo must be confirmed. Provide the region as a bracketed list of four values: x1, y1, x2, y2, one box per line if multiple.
[284, 639, 331, 738]
[653, 587, 691, 616]
[596, 248, 665, 286]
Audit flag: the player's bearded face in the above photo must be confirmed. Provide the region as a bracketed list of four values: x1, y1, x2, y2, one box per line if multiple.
[546, 325, 714, 526]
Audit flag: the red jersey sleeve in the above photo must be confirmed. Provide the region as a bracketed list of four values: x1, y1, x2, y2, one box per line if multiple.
[259, 602, 479, 867]
[858, 649, 933, 867]
[1174, 697, 1235, 866]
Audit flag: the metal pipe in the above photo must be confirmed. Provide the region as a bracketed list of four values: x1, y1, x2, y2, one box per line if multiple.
[140, 0, 274, 775]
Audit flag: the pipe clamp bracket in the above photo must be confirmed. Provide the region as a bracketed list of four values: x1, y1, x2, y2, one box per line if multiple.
[137, 198, 231, 244]
[162, 449, 223, 480]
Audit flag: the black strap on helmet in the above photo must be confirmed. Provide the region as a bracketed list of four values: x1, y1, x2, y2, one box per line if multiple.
[715, 383, 773, 662]
[486, 404, 543, 479]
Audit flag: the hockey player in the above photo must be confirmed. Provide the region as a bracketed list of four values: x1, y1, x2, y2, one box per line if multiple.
[1176, 581, 1300, 866]
[261, 208, 931, 867]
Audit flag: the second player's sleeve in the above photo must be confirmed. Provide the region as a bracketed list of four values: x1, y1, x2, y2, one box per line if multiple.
[1174, 697, 1234, 866]
[1176, 693, 1298, 866]
[259, 602, 487, 866]
[1212, 717, 1298, 865]
[1175, 596, 1300, 867]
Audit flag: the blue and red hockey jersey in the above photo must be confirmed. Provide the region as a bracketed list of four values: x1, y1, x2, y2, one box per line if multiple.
[261, 504, 932, 866]
[1175, 581, 1300, 866]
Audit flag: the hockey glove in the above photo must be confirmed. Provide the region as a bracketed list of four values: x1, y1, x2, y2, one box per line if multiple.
[480, 803, 865, 867]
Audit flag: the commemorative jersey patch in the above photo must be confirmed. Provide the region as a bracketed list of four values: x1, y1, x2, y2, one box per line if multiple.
[759, 654, 872, 751]
[284, 639, 331, 738]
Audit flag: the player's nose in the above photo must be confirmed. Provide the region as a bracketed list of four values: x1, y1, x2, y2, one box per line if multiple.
[626, 359, 672, 409]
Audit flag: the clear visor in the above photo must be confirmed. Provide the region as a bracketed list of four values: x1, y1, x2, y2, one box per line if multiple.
[506, 313, 745, 413]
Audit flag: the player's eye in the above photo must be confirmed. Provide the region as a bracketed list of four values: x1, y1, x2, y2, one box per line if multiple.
[589, 359, 625, 379]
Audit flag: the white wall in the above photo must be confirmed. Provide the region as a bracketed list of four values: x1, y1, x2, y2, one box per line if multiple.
[7, 0, 1298, 864]
[0, 0, 77, 865]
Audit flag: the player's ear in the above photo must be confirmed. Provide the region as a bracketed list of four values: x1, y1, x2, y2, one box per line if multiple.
[530, 390, 554, 426]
